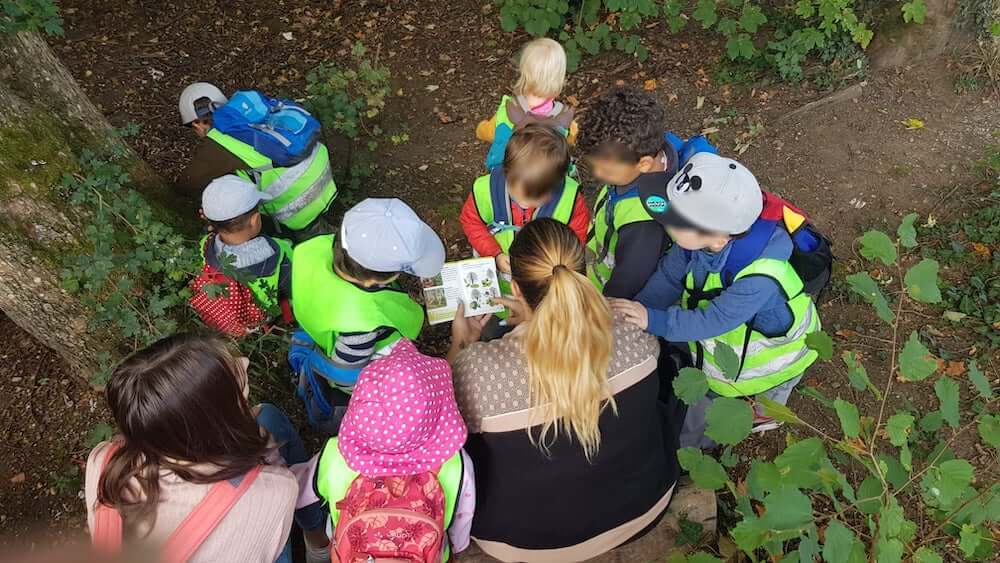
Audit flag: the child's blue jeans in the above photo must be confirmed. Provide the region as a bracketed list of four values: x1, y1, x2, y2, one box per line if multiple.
[255, 403, 328, 563]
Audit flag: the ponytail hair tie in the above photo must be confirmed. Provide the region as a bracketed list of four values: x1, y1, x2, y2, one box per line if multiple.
[552, 264, 568, 275]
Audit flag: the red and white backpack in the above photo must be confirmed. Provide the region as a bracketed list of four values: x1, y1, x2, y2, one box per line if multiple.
[332, 472, 447, 563]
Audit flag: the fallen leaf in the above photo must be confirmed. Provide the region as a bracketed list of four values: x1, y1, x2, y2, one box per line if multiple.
[643, 79, 657, 91]
[418, 164, 429, 171]
[667, 93, 678, 103]
[971, 243, 992, 258]
[566, 95, 579, 107]
[281, 31, 294, 41]
[701, 126, 720, 135]
[10, 473, 25, 484]
[942, 311, 967, 322]
[924, 214, 937, 228]
[835, 329, 862, 339]
[696, 96, 705, 109]
[901, 118, 925, 130]
[680, 42, 689, 50]
[395, 88, 404, 96]
[435, 110, 454, 124]
[944, 361, 967, 378]
[424, 85, 439, 92]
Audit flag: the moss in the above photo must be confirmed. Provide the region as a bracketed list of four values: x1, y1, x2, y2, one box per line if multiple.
[0, 108, 81, 200]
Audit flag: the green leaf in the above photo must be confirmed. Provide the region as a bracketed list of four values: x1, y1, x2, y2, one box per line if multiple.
[934, 377, 960, 428]
[684, 553, 722, 563]
[921, 459, 973, 509]
[846, 272, 894, 323]
[978, 414, 1000, 450]
[967, 360, 993, 399]
[822, 520, 865, 563]
[760, 487, 812, 530]
[705, 397, 752, 445]
[676, 515, 705, 547]
[746, 460, 782, 498]
[899, 331, 937, 381]
[833, 399, 861, 438]
[842, 351, 879, 397]
[757, 396, 801, 425]
[726, 33, 756, 60]
[856, 476, 884, 514]
[673, 367, 710, 406]
[859, 230, 897, 265]
[904, 259, 942, 304]
[992, 20, 1000, 37]
[875, 537, 904, 563]
[738, 4, 767, 33]
[959, 524, 981, 557]
[805, 330, 834, 361]
[712, 341, 741, 380]
[897, 213, 919, 248]
[902, 0, 927, 24]
[677, 447, 729, 490]
[912, 547, 943, 563]
[693, 0, 718, 28]
[920, 410, 943, 432]
[885, 413, 915, 447]
[774, 438, 829, 490]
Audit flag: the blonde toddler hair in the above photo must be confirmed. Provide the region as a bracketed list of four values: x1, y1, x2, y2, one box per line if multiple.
[514, 38, 567, 99]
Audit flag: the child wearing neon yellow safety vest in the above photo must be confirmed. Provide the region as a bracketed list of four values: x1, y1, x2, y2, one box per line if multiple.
[291, 198, 445, 383]
[176, 82, 337, 236]
[290, 339, 476, 560]
[475, 38, 579, 170]
[577, 86, 717, 299]
[460, 124, 590, 293]
[610, 153, 822, 446]
[199, 175, 293, 315]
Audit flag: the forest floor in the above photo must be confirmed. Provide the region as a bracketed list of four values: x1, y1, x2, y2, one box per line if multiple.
[2, 0, 999, 557]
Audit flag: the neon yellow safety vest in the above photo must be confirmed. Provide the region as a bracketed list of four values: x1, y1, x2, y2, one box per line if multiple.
[586, 184, 656, 291]
[314, 437, 464, 559]
[291, 235, 425, 358]
[207, 129, 338, 231]
[199, 235, 292, 312]
[682, 258, 821, 397]
[472, 171, 578, 304]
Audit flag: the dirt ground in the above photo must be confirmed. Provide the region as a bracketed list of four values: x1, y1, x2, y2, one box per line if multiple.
[2, 0, 999, 553]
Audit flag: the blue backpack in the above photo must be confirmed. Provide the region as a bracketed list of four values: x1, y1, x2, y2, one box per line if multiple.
[288, 330, 361, 435]
[212, 90, 321, 167]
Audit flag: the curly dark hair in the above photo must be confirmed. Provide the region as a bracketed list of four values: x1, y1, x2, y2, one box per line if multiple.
[576, 86, 667, 163]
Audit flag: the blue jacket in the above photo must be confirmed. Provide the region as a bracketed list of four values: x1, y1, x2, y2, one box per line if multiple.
[635, 227, 795, 343]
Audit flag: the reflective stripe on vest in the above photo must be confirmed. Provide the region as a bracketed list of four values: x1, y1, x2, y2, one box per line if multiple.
[682, 258, 820, 397]
[199, 235, 292, 312]
[586, 184, 654, 290]
[207, 129, 337, 230]
[314, 437, 463, 557]
[290, 234, 425, 358]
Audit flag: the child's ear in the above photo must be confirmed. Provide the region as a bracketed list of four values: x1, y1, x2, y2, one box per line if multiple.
[637, 155, 657, 173]
[506, 99, 527, 127]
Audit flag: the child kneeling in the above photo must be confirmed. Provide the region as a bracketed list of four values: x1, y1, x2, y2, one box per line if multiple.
[612, 153, 822, 447]
[291, 339, 475, 561]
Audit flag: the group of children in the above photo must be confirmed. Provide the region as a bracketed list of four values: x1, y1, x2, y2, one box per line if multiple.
[87, 36, 829, 562]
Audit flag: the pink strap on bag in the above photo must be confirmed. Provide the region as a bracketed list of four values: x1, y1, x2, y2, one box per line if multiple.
[91, 442, 263, 562]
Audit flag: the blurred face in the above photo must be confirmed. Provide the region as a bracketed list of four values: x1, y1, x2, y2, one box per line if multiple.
[667, 226, 731, 252]
[507, 180, 553, 210]
[191, 118, 212, 137]
[587, 154, 660, 187]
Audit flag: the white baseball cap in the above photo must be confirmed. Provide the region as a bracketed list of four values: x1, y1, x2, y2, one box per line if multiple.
[640, 152, 763, 235]
[341, 198, 446, 278]
[201, 175, 272, 222]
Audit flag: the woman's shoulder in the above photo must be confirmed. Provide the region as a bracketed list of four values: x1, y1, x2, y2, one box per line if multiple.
[453, 333, 525, 379]
[608, 316, 659, 375]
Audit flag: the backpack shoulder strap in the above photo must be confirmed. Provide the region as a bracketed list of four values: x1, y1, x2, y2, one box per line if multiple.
[488, 167, 512, 227]
[91, 442, 124, 554]
[161, 465, 264, 563]
[535, 177, 567, 219]
[720, 217, 777, 288]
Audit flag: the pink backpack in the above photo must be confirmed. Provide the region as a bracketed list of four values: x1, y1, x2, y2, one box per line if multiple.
[91, 443, 263, 562]
[332, 472, 447, 563]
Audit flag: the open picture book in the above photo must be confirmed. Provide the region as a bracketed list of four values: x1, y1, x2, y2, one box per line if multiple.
[421, 257, 506, 325]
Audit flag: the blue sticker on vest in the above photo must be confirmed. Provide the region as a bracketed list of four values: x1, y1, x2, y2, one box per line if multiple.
[645, 195, 668, 213]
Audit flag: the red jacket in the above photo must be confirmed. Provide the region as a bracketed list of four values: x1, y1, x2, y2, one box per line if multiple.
[460, 192, 591, 257]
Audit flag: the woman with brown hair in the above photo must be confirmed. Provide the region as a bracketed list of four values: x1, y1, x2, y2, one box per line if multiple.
[447, 218, 682, 562]
[84, 334, 327, 563]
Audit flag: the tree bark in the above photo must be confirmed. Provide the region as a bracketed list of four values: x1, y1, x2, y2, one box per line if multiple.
[0, 32, 173, 380]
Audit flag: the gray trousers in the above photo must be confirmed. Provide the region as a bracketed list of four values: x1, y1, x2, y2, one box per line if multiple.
[679, 374, 803, 449]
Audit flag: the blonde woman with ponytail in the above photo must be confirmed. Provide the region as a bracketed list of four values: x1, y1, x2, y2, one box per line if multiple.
[448, 218, 681, 563]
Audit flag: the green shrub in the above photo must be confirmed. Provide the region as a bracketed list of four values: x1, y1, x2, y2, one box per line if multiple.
[305, 42, 393, 204]
[0, 0, 63, 36]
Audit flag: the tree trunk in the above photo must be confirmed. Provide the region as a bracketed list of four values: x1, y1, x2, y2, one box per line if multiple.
[0, 32, 174, 380]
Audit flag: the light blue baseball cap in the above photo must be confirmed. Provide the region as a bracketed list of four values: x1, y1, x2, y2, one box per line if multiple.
[341, 198, 446, 278]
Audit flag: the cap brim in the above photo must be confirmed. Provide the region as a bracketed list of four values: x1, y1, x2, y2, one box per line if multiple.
[656, 205, 703, 230]
[405, 230, 446, 278]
